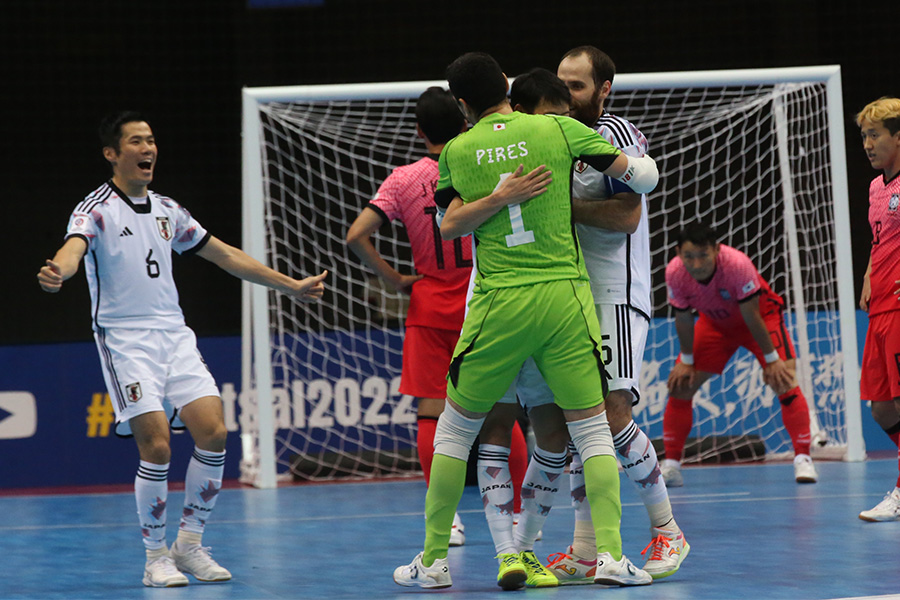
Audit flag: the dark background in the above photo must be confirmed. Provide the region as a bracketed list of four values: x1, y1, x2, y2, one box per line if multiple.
[3, 0, 896, 345]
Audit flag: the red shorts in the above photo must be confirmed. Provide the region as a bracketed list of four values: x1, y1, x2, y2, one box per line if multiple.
[691, 311, 795, 374]
[399, 325, 460, 399]
[860, 311, 900, 402]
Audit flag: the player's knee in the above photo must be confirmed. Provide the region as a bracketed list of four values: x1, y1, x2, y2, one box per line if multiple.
[196, 422, 228, 452]
[138, 438, 172, 464]
[603, 390, 634, 433]
[566, 412, 614, 462]
[433, 402, 485, 461]
[534, 428, 569, 454]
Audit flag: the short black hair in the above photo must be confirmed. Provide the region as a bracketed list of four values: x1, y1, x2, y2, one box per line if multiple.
[446, 52, 507, 116]
[99, 110, 148, 151]
[561, 45, 616, 88]
[415, 87, 466, 145]
[676, 221, 719, 248]
[509, 68, 571, 114]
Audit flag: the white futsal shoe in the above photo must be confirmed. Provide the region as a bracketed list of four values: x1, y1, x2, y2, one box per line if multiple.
[641, 527, 691, 579]
[661, 462, 684, 488]
[143, 554, 189, 588]
[859, 488, 900, 522]
[393, 552, 452, 588]
[170, 543, 232, 582]
[593, 552, 652, 586]
[793, 454, 818, 483]
[449, 512, 466, 546]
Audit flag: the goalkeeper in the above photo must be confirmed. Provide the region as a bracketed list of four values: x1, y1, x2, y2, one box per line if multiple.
[393, 51, 659, 590]
[662, 220, 817, 486]
[345, 87, 530, 547]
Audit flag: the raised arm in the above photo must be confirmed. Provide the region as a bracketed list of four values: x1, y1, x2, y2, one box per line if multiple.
[440, 164, 552, 240]
[37, 237, 88, 293]
[738, 295, 794, 392]
[346, 207, 422, 294]
[196, 236, 327, 302]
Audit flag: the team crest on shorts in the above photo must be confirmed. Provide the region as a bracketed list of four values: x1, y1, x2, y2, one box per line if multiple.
[889, 194, 899, 212]
[575, 160, 588, 174]
[156, 217, 173, 240]
[125, 382, 142, 403]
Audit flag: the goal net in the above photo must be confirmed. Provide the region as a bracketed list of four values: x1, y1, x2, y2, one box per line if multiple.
[241, 67, 864, 487]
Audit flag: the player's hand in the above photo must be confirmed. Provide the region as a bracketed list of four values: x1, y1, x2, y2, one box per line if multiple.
[667, 362, 696, 395]
[37, 260, 64, 293]
[289, 270, 328, 302]
[389, 273, 424, 295]
[859, 274, 871, 311]
[762, 358, 794, 393]
[493, 164, 552, 206]
[894, 279, 900, 302]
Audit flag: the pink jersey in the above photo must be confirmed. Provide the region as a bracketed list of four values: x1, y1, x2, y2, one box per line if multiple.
[866, 173, 900, 317]
[369, 156, 473, 330]
[666, 244, 784, 330]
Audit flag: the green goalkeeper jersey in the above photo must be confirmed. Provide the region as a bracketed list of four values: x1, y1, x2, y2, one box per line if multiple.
[436, 111, 621, 291]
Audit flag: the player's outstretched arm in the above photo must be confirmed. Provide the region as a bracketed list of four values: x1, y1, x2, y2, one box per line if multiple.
[572, 191, 641, 233]
[440, 164, 551, 240]
[197, 236, 328, 302]
[346, 207, 422, 294]
[738, 296, 794, 392]
[37, 237, 88, 293]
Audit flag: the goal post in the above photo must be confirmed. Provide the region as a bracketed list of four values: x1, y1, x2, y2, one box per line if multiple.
[241, 65, 864, 488]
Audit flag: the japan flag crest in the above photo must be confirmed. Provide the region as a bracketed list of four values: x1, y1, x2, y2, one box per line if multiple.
[493, 123, 506, 131]
[125, 382, 142, 403]
[156, 217, 173, 240]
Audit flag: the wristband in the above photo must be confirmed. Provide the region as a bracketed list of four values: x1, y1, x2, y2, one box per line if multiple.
[763, 350, 780, 364]
[680, 353, 694, 366]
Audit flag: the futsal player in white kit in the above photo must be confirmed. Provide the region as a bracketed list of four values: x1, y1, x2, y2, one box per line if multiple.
[37, 111, 327, 588]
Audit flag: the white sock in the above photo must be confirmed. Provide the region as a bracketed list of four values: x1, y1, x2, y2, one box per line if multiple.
[135, 461, 169, 551]
[514, 446, 567, 552]
[614, 420, 675, 529]
[180, 447, 225, 535]
[477, 443, 516, 555]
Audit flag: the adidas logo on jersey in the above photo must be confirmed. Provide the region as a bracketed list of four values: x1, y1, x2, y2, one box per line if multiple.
[120, 227, 134, 237]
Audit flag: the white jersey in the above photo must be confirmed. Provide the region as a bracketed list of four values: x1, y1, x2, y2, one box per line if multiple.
[573, 111, 652, 319]
[65, 181, 210, 331]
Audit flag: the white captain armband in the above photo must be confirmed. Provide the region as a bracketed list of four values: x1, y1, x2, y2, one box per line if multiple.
[614, 153, 659, 194]
[763, 350, 780, 364]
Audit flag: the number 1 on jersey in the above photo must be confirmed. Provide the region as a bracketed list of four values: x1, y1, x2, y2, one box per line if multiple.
[496, 172, 535, 248]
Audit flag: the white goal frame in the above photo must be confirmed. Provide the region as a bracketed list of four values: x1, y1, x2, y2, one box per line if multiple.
[241, 66, 865, 488]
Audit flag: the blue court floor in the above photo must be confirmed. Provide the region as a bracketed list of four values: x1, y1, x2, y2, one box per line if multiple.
[2, 458, 900, 600]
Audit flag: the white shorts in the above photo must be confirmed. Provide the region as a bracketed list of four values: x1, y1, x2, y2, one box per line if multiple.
[497, 303, 649, 409]
[94, 326, 220, 436]
[596, 303, 649, 403]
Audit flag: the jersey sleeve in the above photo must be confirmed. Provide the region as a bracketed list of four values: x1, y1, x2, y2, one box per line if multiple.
[665, 258, 691, 310]
[369, 169, 404, 221]
[164, 198, 210, 255]
[728, 251, 763, 302]
[435, 144, 460, 210]
[553, 116, 621, 172]
[65, 207, 101, 249]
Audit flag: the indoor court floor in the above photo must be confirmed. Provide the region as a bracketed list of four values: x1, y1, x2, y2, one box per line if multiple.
[2, 458, 900, 600]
